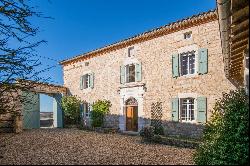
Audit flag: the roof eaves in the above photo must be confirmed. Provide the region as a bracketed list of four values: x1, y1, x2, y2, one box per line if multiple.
[60, 9, 217, 66]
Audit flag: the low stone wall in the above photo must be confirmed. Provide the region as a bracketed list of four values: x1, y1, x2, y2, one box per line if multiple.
[84, 114, 204, 139]
[162, 121, 204, 139]
[0, 113, 14, 133]
[103, 114, 119, 128]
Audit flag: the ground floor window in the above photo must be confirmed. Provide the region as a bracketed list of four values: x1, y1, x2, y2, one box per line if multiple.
[83, 103, 92, 118]
[180, 98, 195, 122]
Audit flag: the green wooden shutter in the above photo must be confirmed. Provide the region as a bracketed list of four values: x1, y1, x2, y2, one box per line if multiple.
[82, 103, 87, 118]
[197, 97, 207, 123]
[198, 48, 208, 74]
[80, 76, 83, 90]
[120, 65, 125, 84]
[172, 53, 179, 78]
[135, 63, 142, 82]
[171, 98, 179, 121]
[89, 73, 94, 88]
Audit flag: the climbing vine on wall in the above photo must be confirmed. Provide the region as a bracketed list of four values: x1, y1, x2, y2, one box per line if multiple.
[151, 102, 164, 135]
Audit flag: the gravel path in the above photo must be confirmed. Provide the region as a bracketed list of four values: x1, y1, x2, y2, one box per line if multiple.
[0, 129, 195, 165]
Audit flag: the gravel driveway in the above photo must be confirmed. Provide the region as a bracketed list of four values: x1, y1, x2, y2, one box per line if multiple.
[0, 129, 195, 165]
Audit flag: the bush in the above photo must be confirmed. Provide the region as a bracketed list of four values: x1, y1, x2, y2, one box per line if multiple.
[154, 125, 164, 135]
[91, 100, 111, 127]
[194, 89, 249, 165]
[139, 126, 155, 142]
[152, 134, 163, 143]
[61, 96, 81, 125]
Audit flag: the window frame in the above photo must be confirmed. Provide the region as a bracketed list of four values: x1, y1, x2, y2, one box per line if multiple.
[184, 31, 192, 40]
[83, 73, 91, 89]
[179, 50, 196, 76]
[125, 63, 136, 83]
[179, 98, 195, 123]
[128, 46, 135, 57]
[84, 103, 92, 118]
[177, 93, 198, 123]
[177, 44, 199, 78]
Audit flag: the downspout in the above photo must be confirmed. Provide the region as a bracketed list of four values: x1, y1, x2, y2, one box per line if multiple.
[216, 0, 231, 78]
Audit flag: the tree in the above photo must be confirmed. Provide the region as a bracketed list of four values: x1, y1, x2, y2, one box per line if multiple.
[194, 89, 249, 165]
[0, 0, 49, 116]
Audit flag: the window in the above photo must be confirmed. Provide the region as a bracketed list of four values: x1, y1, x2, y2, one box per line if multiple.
[180, 51, 196, 76]
[83, 74, 91, 89]
[128, 47, 135, 57]
[125, 64, 135, 83]
[180, 98, 195, 122]
[184, 32, 192, 39]
[85, 62, 89, 66]
[84, 103, 92, 118]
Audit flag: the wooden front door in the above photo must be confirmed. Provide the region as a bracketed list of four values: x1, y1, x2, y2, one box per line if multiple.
[126, 106, 138, 131]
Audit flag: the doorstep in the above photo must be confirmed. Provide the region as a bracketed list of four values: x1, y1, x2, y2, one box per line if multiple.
[121, 130, 139, 136]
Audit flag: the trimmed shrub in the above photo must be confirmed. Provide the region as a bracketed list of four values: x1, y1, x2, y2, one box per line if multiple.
[194, 89, 249, 165]
[61, 96, 81, 125]
[91, 100, 111, 127]
[139, 126, 155, 142]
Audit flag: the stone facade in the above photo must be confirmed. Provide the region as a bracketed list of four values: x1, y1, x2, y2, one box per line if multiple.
[62, 13, 236, 138]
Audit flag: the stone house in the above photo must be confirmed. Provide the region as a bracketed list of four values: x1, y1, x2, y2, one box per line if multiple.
[60, 10, 236, 138]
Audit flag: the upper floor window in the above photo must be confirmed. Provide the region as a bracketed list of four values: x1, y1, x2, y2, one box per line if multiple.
[172, 47, 208, 78]
[180, 98, 195, 122]
[80, 73, 94, 89]
[180, 51, 196, 76]
[120, 63, 142, 84]
[128, 47, 135, 57]
[184, 31, 192, 39]
[85, 62, 89, 66]
[83, 74, 91, 89]
[125, 64, 135, 83]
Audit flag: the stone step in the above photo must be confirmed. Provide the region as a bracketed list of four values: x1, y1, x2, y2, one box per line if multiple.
[121, 131, 139, 136]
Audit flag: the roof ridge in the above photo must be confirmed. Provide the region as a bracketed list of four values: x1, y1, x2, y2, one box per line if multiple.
[60, 9, 217, 65]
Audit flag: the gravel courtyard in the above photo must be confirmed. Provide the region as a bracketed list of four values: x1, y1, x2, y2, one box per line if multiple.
[0, 129, 195, 165]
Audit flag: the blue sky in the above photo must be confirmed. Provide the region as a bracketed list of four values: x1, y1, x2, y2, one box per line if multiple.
[35, 0, 216, 112]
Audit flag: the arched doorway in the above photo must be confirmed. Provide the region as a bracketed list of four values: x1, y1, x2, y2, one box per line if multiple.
[125, 97, 138, 132]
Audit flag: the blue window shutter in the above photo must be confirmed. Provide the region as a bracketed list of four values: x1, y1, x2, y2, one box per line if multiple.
[135, 63, 142, 82]
[171, 98, 179, 121]
[80, 76, 83, 90]
[198, 48, 208, 74]
[120, 65, 125, 84]
[89, 73, 94, 88]
[172, 53, 179, 78]
[197, 97, 207, 123]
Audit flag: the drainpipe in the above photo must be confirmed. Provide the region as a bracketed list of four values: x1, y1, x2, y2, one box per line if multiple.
[216, 0, 231, 78]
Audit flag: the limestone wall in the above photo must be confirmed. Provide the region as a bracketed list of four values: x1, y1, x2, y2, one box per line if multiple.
[63, 20, 236, 137]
